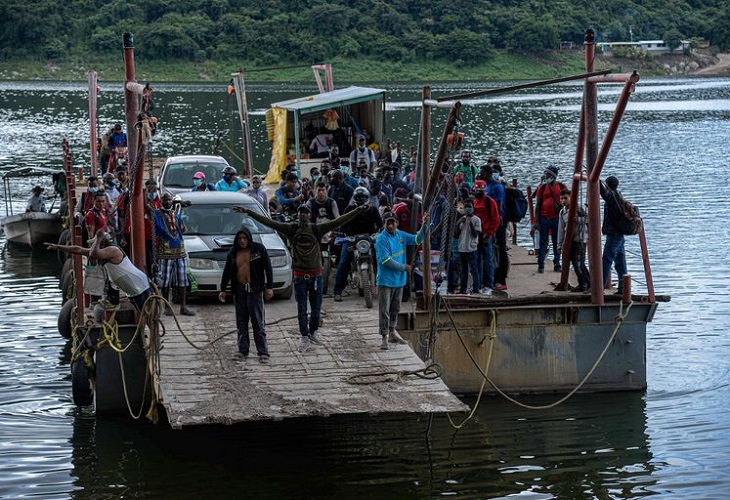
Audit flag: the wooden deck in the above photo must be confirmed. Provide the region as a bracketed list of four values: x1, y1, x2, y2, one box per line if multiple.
[157, 297, 467, 429]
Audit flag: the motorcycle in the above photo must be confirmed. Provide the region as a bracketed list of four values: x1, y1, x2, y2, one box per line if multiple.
[335, 233, 376, 309]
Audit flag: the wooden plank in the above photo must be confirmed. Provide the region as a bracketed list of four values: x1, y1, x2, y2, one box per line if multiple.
[156, 298, 466, 428]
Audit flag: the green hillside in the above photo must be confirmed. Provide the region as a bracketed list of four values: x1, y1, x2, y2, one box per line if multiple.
[1, 0, 728, 82]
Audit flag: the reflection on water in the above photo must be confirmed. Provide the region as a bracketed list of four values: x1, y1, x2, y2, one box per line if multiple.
[63, 394, 652, 499]
[1, 78, 730, 498]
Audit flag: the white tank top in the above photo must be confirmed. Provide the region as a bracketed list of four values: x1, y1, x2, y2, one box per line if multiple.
[104, 256, 149, 297]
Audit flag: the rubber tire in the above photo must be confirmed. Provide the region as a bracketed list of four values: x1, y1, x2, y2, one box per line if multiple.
[322, 253, 331, 295]
[58, 299, 74, 339]
[61, 270, 74, 304]
[71, 357, 94, 406]
[361, 267, 373, 309]
[57, 229, 69, 265]
[59, 259, 74, 288]
[276, 283, 293, 300]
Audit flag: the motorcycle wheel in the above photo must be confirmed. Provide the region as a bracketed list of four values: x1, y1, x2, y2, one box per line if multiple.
[361, 267, 373, 309]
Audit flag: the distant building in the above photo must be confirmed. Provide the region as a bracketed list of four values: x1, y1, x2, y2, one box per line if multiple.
[599, 40, 692, 54]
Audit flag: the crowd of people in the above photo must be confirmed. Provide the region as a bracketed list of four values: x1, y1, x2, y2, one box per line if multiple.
[47, 133, 635, 364]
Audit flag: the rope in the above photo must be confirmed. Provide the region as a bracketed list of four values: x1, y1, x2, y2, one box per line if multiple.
[441, 297, 634, 411]
[446, 310, 495, 429]
[346, 362, 443, 385]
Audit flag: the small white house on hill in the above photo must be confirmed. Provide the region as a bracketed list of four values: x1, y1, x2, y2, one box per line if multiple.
[599, 40, 692, 54]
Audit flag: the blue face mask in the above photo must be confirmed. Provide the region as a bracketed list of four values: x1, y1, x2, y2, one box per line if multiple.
[88, 187, 98, 194]
[147, 192, 157, 200]
[340, 166, 349, 174]
[223, 175, 232, 182]
[193, 179, 202, 187]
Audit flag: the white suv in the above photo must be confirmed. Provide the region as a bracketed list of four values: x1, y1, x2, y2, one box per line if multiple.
[158, 155, 231, 196]
[174, 191, 293, 299]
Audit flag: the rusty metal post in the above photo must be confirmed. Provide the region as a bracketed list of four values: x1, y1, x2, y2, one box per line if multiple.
[420, 87, 432, 306]
[232, 71, 254, 177]
[123, 33, 146, 273]
[422, 102, 461, 209]
[638, 227, 656, 302]
[88, 71, 98, 177]
[587, 74, 640, 184]
[558, 106, 586, 290]
[584, 29, 604, 305]
[621, 275, 632, 303]
[63, 140, 86, 323]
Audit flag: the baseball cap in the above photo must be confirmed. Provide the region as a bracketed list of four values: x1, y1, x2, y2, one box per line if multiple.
[193, 171, 205, 179]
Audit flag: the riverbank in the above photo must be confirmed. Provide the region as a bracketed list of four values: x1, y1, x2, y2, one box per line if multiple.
[1, 49, 726, 84]
[0, 51, 589, 83]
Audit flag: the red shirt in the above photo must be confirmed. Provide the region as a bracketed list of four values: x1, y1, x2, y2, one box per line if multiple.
[473, 194, 500, 238]
[537, 182, 564, 219]
[84, 208, 108, 236]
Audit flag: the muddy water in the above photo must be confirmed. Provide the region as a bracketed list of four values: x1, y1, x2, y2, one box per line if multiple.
[1, 78, 729, 498]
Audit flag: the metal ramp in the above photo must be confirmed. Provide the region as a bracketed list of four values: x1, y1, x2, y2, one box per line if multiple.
[157, 304, 467, 429]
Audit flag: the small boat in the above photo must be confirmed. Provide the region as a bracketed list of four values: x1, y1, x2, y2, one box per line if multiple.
[1, 166, 65, 246]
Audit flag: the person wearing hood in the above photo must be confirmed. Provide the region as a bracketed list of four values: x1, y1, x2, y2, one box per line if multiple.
[219, 227, 273, 363]
[349, 135, 376, 171]
[534, 165, 566, 273]
[234, 202, 367, 353]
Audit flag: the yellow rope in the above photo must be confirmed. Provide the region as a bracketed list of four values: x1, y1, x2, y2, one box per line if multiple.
[446, 310, 495, 429]
[442, 298, 634, 411]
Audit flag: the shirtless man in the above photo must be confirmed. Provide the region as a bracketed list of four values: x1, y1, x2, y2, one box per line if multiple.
[46, 229, 151, 313]
[218, 226, 274, 363]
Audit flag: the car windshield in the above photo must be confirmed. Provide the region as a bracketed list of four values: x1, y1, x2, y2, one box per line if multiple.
[180, 203, 274, 236]
[162, 161, 227, 188]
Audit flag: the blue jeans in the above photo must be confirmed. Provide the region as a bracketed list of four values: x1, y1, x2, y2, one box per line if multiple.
[459, 251, 480, 294]
[233, 286, 268, 356]
[538, 216, 560, 268]
[293, 274, 323, 337]
[477, 237, 494, 289]
[333, 242, 354, 296]
[602, 233, 627, 291]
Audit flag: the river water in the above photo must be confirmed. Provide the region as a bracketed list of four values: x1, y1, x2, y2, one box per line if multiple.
[1, 77, 729, 499]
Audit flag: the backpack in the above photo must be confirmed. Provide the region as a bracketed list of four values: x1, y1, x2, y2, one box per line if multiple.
[504, 186, 528, 223]
[616, 198, 643, 235]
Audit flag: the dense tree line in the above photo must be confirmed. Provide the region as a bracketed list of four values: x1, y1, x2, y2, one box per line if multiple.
[1, 0, 728, 64]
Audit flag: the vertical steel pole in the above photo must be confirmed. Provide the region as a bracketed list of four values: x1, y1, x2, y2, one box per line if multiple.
[638, 227, 656, 302]
[558, 107, 586, 289]
[584, 28, 604, 305]
[88, 71, 98, 177]
[123, 33, 146, 272]
[232, 71, 253, 177]
[420, 87, 432, 305]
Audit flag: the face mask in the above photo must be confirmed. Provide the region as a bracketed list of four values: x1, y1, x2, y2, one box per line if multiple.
[340, 166, 349, 174]
[161, 204, 172, 212]
[493, 174, 501, 182]
[465, 207, 474, 216]
[474, 191, 484, 198]
[88, 187, 98, 194]
[147, 192, 157, 200]
[193, 179, 202, 187]
[223, 175, 232, 182]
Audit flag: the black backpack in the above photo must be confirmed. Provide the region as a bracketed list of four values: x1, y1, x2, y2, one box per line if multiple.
[504, 186, 528, 223]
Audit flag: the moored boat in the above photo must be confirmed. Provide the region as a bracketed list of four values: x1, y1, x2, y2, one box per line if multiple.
[1, 166, 65, 246]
